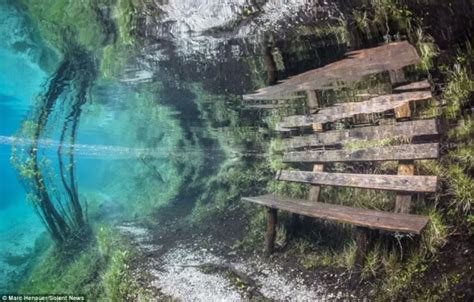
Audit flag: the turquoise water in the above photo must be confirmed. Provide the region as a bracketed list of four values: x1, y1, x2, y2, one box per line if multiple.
[0, 31, 46, 298]
[0, 0, 217, 291]
[0, 2, 142, 290]
[0, 3, 48, 290]
[0, 0, 317, 293]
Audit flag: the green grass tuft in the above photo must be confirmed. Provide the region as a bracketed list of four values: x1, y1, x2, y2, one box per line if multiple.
[20, 226, 146, 301]
[422, 211, 448, 255]
[443, 64, 474, 120]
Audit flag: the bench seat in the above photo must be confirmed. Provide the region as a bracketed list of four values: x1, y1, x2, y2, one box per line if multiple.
[242, 194, 429, 234]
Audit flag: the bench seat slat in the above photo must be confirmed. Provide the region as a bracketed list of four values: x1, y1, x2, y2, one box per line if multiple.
[284, 119, 438, 149]
[242, 194, 429, 234]
[278, 170, 437, 193]
[277, 91, 432, 128]
[283, 143, 439, 163]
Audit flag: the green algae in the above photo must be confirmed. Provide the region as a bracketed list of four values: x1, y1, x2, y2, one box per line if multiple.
[17, 0, 142, 78]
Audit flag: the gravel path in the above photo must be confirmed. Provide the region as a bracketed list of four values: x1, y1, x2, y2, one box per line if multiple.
[118, 222, 350, 301]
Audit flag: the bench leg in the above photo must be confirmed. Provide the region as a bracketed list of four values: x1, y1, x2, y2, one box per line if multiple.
[351, 227, 368, 287]
[265, 207, 277, 256]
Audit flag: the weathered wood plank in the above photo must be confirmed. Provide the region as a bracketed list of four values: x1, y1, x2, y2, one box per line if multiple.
[284, 119, 438, 149]
[243, 104, 290, 109]
[275, 124, 293, 133]
[277, 91, 432, 128]
[308, 164, 324, 201]
[354, 227, 369, 273]
[265, 207, 277, 256]
[283, 143, 439, 163]
[393, 80, 430, 92]
[308, 88, 325, 201]
[243, 92, 305, 101]
[395, 161, 415, 213]
[277, 170, 438, 193]
[395, 102, 415, 213]
[242, 194, 429, 234]
[244, 42, 421, 100]
[312, 123, 323, 132]
[394, 102, 412, 119]
[306, 90, 319, 112]
[389, 69, 406, 84]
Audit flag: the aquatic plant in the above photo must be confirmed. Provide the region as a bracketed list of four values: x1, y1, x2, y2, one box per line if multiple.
[351, 0, 413, 41]
[21, 246, 104, 296]
[17, 0, 142, 78]
[415, 28, 439, 71]
[12, 46, 96, 245]
[104, 250, 136, 301]
[20, 225, 146, 300]
[443, 63, 474, 120]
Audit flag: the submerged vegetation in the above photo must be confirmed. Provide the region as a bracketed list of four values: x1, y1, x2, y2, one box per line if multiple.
[21, 225, 146, 301]
[11, 47, 96, 245]
[1, 0, 472, 300]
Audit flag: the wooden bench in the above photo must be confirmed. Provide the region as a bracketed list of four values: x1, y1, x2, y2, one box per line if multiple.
[242, 114, 439, 242]
[241, 43, 440, 277]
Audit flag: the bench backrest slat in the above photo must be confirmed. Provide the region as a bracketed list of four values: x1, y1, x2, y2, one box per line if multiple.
[283, 143, 439, 163]
[243, 104, 291, 109]
[277, 91, 432, 128]
[284, 119, 438, 149]
[243, 42, 420, 101]
[277, 170, 438, 193]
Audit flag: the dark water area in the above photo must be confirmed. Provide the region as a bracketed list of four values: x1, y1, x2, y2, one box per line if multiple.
[0, 0, 473, 299]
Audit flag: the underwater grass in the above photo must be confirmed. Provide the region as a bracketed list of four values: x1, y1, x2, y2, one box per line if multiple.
[287, 238, 357, 270]
[443, 64, 474, 120]
[19, 225, 146, 301]
[20, 241, 104, 297]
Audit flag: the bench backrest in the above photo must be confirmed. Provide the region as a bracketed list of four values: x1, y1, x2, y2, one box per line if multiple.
[274, 83, 439, 212]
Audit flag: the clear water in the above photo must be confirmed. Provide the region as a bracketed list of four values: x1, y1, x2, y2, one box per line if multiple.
[0, 1, 153, 289]
[0, 3, 48, 288]
[0, 0, 231, 291]
[0, 0, 348, 294]
[1, 0, 470, 299]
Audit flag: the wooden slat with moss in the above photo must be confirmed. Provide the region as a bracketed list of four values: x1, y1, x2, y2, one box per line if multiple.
[277, 91, 432, 129]
[283, 119, 439, 149]
[242, 194, 429, 234]
[276, 170, 438, 193]
[283, 143, 439, 163]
